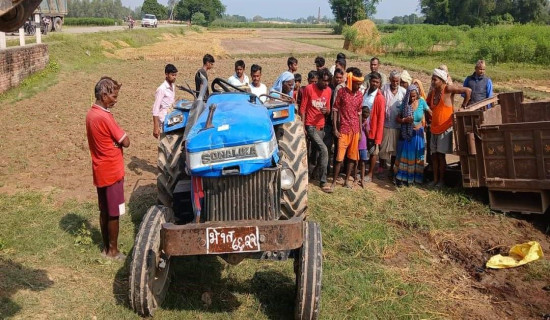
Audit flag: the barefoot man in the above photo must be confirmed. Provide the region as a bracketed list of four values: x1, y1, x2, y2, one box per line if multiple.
[86, 77, 129, 260]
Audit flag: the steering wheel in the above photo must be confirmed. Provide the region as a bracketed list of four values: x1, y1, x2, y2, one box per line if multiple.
[262, 91, 294, 103]
[211, 78, 247, 93]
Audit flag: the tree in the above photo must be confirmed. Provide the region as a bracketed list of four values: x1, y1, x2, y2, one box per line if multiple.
[191, 12, 206, 25]
[329, 0, 380, 25]
[174, 0, 225, 24]
[420, 0, 549, 26]
[141, 0, 167, 19]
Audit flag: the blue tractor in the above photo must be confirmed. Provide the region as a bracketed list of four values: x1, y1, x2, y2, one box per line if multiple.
[129, 76, 323, 319]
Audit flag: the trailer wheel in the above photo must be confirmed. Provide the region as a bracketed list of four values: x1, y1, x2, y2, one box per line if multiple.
[294, 221, 322, 320]
[53, 17, 62, 31]
[129, 205, 174, 317]
[276, 118, 309, 219]
[157, 130, 185, 207]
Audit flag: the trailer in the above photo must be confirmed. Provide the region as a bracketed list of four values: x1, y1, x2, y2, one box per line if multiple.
[35, 0, 67, 32]
[454, 92, 550, 214]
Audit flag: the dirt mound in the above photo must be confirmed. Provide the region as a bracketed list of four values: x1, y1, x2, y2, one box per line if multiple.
[385, 216, 550, 320]
[343, 19, 381, 55]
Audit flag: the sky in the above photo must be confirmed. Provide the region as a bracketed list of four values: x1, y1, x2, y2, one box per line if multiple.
[124, 0, 420, 20]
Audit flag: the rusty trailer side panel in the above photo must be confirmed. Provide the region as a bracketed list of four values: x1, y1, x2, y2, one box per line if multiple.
[455, 92, 550, 213]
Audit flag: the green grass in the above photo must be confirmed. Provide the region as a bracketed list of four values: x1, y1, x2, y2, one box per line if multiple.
[0, 185, 490, 319]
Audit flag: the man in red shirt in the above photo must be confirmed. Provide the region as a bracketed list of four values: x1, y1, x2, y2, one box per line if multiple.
[86, 76, 130, 260]
[300, 68, 332, 190]
[363, 72, 386, 183]
[329, 68, 365, 191]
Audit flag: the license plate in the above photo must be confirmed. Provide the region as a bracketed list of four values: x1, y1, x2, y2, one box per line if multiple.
[206, 226, 260, 254]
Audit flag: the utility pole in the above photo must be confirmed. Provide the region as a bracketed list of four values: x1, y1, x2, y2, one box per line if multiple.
[318, 6, 321, 23]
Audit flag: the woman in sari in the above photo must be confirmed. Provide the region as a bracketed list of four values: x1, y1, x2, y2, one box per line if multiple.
[394, 85, 431, 186]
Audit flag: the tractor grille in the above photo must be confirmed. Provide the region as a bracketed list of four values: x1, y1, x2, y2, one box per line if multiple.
[202, 167, 281, 222]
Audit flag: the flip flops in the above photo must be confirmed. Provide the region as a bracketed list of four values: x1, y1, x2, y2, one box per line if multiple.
[321, 184, 335, 194]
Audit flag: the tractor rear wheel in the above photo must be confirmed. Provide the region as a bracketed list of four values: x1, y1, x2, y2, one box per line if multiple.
[294, 221, 322, 320]
[276, 119, 308, 219]
[157, 130, 185, 207]
[129, 205, 174, 316]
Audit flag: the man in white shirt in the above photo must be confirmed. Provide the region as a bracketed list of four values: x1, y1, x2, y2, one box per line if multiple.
[249, 64, 268, 102]
[152, 64, 177, 138]
[227, 60, 249, 88]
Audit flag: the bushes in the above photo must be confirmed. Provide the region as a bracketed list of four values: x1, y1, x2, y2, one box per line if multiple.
[382, 24, 550, 65]
[64, 17, 122, 26]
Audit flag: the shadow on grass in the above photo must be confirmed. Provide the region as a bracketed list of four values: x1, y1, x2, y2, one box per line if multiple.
[128, 156, 158, 176]
[59, 213, 103, 250]
[0, 257, 54, 318]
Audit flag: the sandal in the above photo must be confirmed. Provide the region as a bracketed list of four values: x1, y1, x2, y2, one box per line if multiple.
[322, 184, 335, 194]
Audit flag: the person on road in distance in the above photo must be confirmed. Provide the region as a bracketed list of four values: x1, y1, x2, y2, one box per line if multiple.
[86, 76, 129, 260]
[300, 68, 333, 190]
[463, 59, 493, 106]
[329, 68, 365, 192]
[329, 52, 346, 75]
[249, 64, 268, 102]
[363, 72, 386, 183]
[394, 84, 431, 186]
[195, 53, 215, 97]
[272, 56, 298, 98]
[427, 68, 472, 188]
[227, 59, 250, 88]
[152, 64, 177, 139]
[314, 56, 326, 72]
[364, 57, 387, 90]
[379, 70, 406, 179]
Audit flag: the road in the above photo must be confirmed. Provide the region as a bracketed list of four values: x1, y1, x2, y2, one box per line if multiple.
[6, 23, 184, 38]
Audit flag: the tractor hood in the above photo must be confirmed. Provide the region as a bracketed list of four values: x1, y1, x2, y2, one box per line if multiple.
[185, 95, 278, 177]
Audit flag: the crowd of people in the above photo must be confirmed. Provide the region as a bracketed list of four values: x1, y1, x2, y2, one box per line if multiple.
[151, 53, 495, 193]
[85, 53, 493, 258]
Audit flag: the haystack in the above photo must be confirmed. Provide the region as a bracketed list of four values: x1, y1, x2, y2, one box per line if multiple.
[343, 19, 381, 55]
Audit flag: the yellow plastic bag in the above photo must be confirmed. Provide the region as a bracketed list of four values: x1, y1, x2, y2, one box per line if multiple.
[486, 241, 544, 269]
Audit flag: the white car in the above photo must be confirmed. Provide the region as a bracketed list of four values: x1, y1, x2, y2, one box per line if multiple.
[141, 14, 158, 28]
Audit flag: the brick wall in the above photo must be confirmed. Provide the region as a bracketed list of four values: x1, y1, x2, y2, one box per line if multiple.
[0, 44, 49, 93]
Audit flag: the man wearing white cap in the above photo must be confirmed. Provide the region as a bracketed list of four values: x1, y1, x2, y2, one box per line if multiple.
[427, 68, 472, 188]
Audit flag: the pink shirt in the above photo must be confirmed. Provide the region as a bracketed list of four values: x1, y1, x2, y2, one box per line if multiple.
[152, 80, 175, 122]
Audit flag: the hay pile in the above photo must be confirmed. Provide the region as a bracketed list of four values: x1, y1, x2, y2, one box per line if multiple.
[343, 19, 381, 55]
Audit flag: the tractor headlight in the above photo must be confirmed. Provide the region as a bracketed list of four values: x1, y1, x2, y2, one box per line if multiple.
[280, 168, 295, 190]
[167, 114, 183, 126]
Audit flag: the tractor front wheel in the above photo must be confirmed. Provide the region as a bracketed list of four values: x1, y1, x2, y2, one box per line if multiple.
[129, 205, 174, 316]
[276, 119, 308, 219]
[294, 221, 322, 320]
[157, 130, 185, 207]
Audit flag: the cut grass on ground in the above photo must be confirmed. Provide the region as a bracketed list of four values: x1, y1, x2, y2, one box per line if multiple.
[0, 186, 490, 319]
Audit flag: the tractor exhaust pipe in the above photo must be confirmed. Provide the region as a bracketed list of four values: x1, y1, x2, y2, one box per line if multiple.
[204, 104, 216, 130]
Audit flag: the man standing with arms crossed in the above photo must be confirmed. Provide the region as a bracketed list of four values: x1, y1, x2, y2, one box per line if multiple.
[86, 76, 130, 260]
[152, 64, 177, 139]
